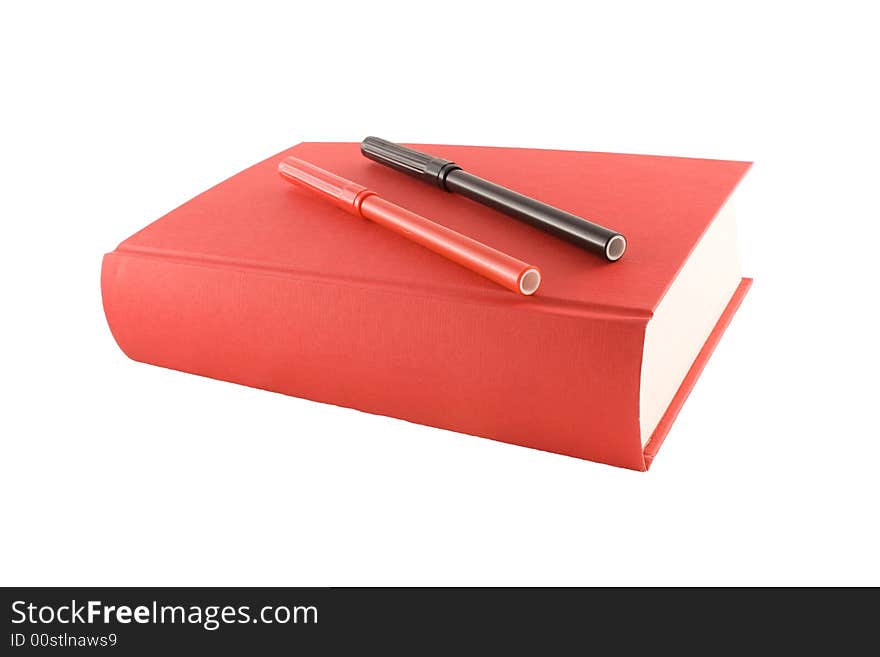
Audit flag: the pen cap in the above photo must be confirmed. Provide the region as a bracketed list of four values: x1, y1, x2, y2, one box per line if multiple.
[278, 157, 373, 214]
[361, 137, 460, 189]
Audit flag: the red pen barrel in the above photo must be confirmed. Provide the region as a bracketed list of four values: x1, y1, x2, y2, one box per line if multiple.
[278, 156, 541, 296]
[359, 196, 540, 295]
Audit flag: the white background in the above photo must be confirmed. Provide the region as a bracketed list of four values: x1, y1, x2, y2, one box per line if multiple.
[2, 1, 878, 586]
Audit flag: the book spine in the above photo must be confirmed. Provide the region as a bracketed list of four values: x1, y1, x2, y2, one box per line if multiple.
[101, 250, 648, 469]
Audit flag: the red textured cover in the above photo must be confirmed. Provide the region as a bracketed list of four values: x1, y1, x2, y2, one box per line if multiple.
[102, 142, 751, 470]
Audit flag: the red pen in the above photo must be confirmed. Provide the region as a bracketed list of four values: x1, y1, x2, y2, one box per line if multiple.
[278, 157, 541, 296]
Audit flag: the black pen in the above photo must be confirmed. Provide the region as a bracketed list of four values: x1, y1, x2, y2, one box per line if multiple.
[361, 136, 627, 261]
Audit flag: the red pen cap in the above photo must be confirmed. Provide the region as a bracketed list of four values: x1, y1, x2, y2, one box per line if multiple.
[278, 157, 374, 214]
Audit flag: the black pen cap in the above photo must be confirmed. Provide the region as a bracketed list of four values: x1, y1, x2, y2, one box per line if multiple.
[361, 136, 460, 189]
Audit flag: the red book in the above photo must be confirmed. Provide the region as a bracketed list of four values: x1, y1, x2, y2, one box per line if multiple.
[101, 142, 751, 470]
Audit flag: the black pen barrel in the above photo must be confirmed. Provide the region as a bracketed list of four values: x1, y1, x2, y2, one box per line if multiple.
[443, 170, 622, 260]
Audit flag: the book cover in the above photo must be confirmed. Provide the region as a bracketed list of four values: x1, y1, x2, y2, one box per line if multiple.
[102, 142, 751, 470]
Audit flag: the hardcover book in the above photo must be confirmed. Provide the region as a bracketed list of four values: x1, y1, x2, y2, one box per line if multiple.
[102, 142, 751, 470]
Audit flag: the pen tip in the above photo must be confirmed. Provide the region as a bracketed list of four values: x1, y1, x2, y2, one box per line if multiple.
[519, 269, 541, 295]
[605, 235, 626, 261]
